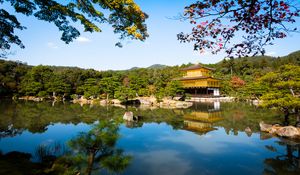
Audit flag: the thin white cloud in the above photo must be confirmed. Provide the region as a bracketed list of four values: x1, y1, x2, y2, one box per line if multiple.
[47, 42, 59, 49]
[76, 36, 91, 43]
[266, 51, 276, 56]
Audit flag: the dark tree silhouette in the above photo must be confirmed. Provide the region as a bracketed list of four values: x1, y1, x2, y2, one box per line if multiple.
[178, 0, 300, 57]
[264, 140, 300, 174]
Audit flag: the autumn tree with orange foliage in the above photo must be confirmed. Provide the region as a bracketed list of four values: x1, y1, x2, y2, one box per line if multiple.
[230, 76, 246, 88]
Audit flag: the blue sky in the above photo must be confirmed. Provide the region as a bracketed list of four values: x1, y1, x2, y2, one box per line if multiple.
[4, 0, 300, 70]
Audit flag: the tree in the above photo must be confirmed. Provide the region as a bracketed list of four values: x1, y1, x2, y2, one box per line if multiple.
[114, 86, 136, 101]
[0, 59, 29, 95]
[259, 65, 300, 124]
[67, 120, 131, 175]
[79, 78, 100, 99]
[19, 65, 54, 96]
[99, 76, 121, 99]
[230, 76, 245, 88]
[264, 140, 300, 174]
[178, 0, 300, 57]
[0, 0, 148, 56]
[47, 74, 71, 98]
[164, 80, 184, 97]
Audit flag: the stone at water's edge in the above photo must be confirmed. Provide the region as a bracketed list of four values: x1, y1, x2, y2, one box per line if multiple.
[100, 99, 108, 105]
[276, 126, 300, 137]
[71, 96, 193, 109]
[136, 97, 193, 109]
[245, 127, 252, 133]
[111, 99, 121, 104]
[123, 111, 134, 122]
[137, 96, 157, 106]
[160, 98, 193, 109]
[18, 96, 44, 102]
[259, 121, 300, 138]
[259, 121, 273, 132]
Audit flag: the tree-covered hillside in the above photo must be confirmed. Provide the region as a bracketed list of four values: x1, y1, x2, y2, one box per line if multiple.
[210, 50, 300, 96]
[0, 50, 299, 104]
[0, 60, 183, 100]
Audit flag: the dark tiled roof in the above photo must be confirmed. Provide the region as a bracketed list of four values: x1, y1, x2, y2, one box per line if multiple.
[175, 76, 221, 81]
[181, 64, 215, 71]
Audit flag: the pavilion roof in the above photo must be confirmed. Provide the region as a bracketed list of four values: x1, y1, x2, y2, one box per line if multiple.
[181, 64, 215, 71]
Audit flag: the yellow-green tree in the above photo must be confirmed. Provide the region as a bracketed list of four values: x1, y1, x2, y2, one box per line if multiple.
[1, 0, 148, 56]
[259, 65, 300, 124]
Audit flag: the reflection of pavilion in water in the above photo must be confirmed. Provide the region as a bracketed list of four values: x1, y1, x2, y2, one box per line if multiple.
[183, 102, 223, 135]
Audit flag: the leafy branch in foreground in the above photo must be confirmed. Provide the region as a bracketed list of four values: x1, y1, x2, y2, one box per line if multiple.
[0, 0, 148, 56]
[178, 0, 300, 57]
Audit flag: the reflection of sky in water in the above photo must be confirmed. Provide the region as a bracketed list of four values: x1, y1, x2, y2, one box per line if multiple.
[118, 123, 286, 175]
[0, 123, 91, 154]
[0, 120, 298, 174]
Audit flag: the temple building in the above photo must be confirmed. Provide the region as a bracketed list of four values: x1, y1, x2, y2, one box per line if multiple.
[177, 64, 221, 97]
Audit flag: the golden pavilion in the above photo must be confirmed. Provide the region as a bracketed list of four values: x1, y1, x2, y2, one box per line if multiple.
[177, 64, 221, 96]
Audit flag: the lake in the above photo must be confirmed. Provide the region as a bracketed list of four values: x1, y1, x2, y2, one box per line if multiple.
[0, 100, 299, 175]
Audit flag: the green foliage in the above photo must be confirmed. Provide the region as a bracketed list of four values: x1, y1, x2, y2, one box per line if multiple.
[68, 120, 119, 152]
[1, 50, 300, 102]
[164, 81, 184, 97]
[1, 0, 148, 56]
[258, 65, 300, 112]
[99, 76, 121, 98]
[20, 81, 42, 96]
[78, 78, 100, 99]
[212, 50, 300, 98]
[47, 74, 71, 96]
[66, 120, 132, 174]
[19, 65, 54, 97]
[243, 82, 269, 100]
[114, 86, 136, 101]
[0, 59, 29, 95]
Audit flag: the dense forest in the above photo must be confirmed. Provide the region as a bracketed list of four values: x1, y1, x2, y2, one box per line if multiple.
[0, 50, 299, 104]
[0, 59, 183, 100]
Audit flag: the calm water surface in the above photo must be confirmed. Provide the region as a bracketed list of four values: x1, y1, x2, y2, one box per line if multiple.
[0, 100, 299, 175]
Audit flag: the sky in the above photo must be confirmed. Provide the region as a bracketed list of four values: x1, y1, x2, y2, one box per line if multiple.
[3, 0, 300, 71]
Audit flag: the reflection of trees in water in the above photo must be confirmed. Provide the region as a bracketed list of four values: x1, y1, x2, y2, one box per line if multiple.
[127, 107, 185, 130]
[167, 102, 281, 136]
[264, 137, 300, 175]
[66, 120, 131, 175]
[0, 100, 126, 137]
[0, 151, 39, 174]
[215, 103, 280, 135]
[0, 100, 282, 139]
[0, 120, 131, 175]
[125, 120, 144, 128]
[0, 125, 24, 139]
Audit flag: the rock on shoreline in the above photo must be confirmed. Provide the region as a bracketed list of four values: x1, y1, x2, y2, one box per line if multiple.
[259, 121, 300, 138]
[17, 95, 207, 109]
[71, 96, 193, 109]
[18, 96, 44, 102]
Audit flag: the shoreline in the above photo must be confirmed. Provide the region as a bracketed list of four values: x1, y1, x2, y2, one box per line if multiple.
[13, 96, 265, 109]
[186, 96, 236, 102]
